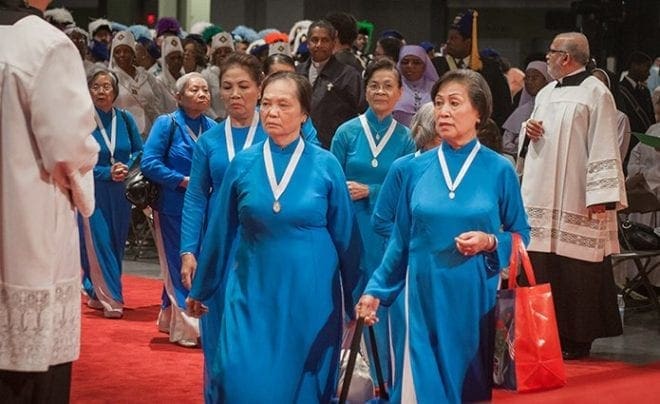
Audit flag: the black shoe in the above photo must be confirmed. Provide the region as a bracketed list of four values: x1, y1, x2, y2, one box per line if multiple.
[561, 339, 591, 360]
[562, 348, 590, 360]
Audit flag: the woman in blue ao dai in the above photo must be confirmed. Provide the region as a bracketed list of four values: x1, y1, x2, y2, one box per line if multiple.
[141, 73, 217, 347]
[80, 70, 143, 319]
[357, 70, 531, 403]
[179, 53, 265, 404]
[186, 72, 365, 403]
[331, 58, 415, 386]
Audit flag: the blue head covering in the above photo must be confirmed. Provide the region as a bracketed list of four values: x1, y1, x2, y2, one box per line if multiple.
[89, 39, 110, 62]
[419, 41, 435, 53]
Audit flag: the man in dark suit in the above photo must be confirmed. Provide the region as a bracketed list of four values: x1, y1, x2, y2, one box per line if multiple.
[297, 19, 365, 149]
[431, 9, 512, 129]
[619, 51, 654, 166]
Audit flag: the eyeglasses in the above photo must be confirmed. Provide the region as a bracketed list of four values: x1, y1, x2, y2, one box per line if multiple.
[90, 84, 113, 92]
[366, 82, 396, 93]
[547, 48, 568, 56]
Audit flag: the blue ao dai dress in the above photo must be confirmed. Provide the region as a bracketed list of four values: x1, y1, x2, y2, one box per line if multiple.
[180, 116, 266, 403]
[365, 140, 530, 403]
[189, 137, 364, 403]
[141, 108, 217, 342]
[331, 107, 415, 384]
[80, 107, 142, 315]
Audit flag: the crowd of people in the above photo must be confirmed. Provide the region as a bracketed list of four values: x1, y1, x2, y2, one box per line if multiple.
[2, 0, 660, 403]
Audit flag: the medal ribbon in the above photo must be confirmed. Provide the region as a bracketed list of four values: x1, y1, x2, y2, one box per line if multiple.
[225, 110, 260, 161]
[437, 141, 481, 198]
[264, 138, 305, 203]
[359, 114, 397, 162]
[94, 109, 117, 163]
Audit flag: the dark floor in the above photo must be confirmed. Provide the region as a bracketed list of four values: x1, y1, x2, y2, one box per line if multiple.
[122, 249, 660, 366]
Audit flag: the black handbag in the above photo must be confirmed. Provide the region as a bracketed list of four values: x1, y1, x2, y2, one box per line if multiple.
[125, 152, 159, 209]
[619, 219, 660, 251]
[123, 112, 176, 209]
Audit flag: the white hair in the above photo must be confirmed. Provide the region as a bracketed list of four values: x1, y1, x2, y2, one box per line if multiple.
[175, 72, 207, 94]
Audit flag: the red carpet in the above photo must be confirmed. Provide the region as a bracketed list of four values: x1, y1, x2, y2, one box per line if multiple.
[71, 275, 203, 404]
[71, 275, 660, 403]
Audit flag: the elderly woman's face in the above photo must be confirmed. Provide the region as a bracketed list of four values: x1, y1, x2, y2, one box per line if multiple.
[260, 78, 306, 140]
[89, 74, 115, 112]
[400, 55, 425, 82]
[183, 43, 199, 73]
[177, 77, 210, 116]
[434, 81, 480, 146]
[366, 68, 402, 116]
[113, 45, 135, 71]
[166, 51, 183, 76]
[220, 65, 260, 122]
[212, 47, 233, 67]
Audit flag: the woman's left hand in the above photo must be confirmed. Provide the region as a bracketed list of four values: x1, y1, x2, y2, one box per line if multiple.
[346, 181, 369, 201]
[111, 162, 128, 182]
[455, 231, 495, 256]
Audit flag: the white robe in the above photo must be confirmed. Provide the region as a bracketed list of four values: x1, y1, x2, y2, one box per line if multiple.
[113, 66, 177, 136]
[0, 15, 100, 372]
[520, 75, 628, 262]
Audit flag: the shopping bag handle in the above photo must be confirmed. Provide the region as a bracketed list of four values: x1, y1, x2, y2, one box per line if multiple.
[508, 233, 537, 288]
[339, 317, 390, 403]
[339, 317, 365, 404]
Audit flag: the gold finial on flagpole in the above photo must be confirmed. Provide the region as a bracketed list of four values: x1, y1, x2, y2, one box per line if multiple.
[470, 10, 483, 71]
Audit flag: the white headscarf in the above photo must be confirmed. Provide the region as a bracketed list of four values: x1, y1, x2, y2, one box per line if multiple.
[109, 30, 136, 70]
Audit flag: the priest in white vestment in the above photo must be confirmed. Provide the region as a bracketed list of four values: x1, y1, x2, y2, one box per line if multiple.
[519, 32, 627, 360]
[0, 0, 99, 400]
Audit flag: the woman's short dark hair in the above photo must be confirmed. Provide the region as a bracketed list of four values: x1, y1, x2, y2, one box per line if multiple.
[262, 53, 296, 76]
[364, 58, 402, 88]
[378, 37, 403, 62]
[261, 71, 312, 116]
[220, 52, 264, 85]
[88, 69, 120, 102]
[431, 69, 492, 131]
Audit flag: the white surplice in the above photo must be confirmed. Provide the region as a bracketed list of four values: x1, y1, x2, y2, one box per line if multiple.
[0, 15, 100, 371]
[520, 75, 628, 262]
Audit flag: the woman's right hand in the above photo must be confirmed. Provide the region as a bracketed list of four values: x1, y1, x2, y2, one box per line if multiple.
[356, 294, 380, 326]
[111, 162, 128, 182]
[180, 253, 197, 290]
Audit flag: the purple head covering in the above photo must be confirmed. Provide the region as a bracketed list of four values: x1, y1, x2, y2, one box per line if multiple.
[394, 45, 440, 122]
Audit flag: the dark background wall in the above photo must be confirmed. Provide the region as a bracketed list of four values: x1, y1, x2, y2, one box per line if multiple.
[50, 0, 660, 72]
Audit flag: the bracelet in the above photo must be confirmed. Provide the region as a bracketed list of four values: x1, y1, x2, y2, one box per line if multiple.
[180, 252, 194, 257]
[486, 234, 498, 252]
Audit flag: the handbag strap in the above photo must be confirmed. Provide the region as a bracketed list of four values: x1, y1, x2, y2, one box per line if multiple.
[339, 317, 365, 404]
[508, 233, 537, 288]
[368, 325, 389, 400]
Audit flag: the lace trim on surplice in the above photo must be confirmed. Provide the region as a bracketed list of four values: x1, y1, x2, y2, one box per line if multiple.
[0, 279, 80, 371]
[586, 159, 621, 193]
[527, 207, 606, 249]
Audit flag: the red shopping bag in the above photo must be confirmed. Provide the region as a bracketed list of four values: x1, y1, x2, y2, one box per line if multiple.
[493, 234, 566, 392]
